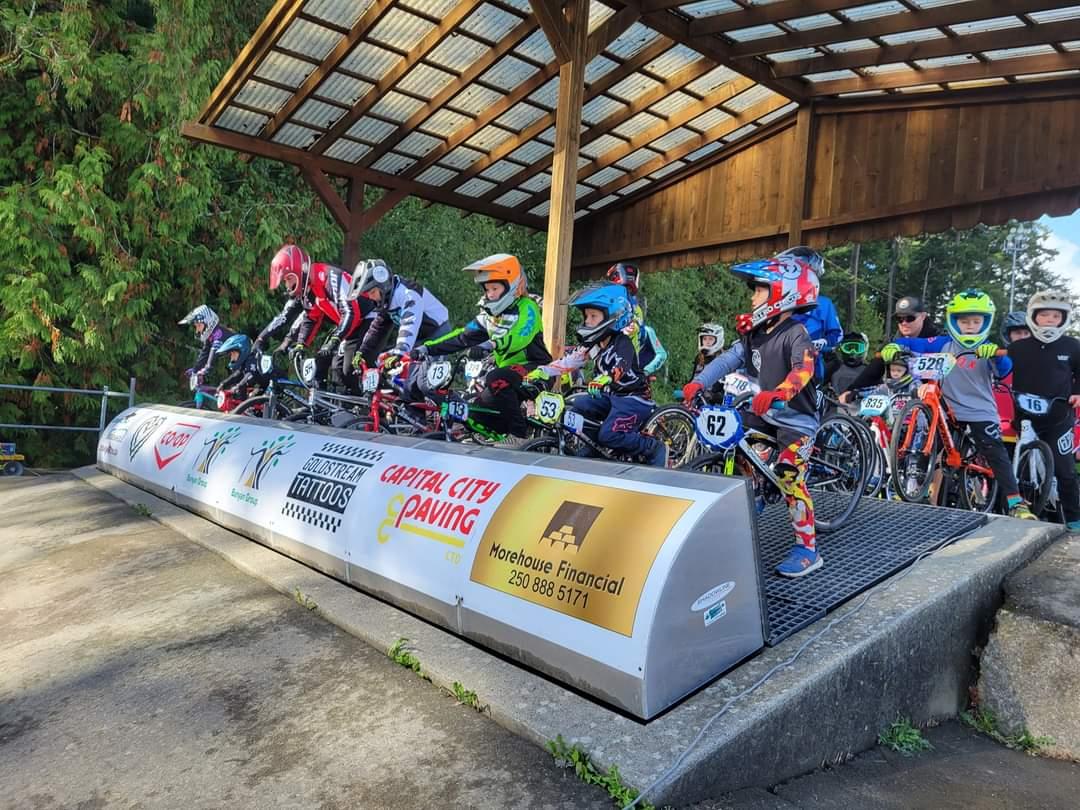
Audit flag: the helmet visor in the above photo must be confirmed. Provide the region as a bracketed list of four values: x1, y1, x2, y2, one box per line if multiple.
[839, 340, 866, 355]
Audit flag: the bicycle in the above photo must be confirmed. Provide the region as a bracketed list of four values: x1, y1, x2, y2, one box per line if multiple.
[889, 351, 1000, 512]
[678, 393, 867, 531]
[231, 352, 312, 420]
[851, 386, 911, 499]
[1007, 388, 1070, 521]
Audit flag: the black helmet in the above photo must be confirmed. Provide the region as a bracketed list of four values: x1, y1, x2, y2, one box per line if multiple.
[837, 331, 868, 364]
[1000, 310, 1028, 345]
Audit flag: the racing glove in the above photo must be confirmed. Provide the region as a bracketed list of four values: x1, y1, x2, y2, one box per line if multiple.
[975, 342, 999, 360]
[378, 349, 405, 369]
[751, 389, 785, 416]
[587, 375, 611, 398]
[880, 343, 902, 362]
[317, 336, 341, 359]
[525, 368, 551, 382]
[466, 345, 488, 360]
[410, 344, 430, 362]
[682, 381, 704, 402]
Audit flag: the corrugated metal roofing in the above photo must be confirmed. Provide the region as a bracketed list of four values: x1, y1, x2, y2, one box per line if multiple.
[516, 30, 556, 65]
[678, 1, 740, 20]
[465, 124, 514, 151]
[460, 4, 523, 42]
[519, 172, 552, 192]
[529, 77, 560, 108]
[509, 141, 552, 164]
[574, 183, 592, 199]
[295, 99, 345, 128]
[843, 2, 907, 22]
[423, 108, 472, 137]
[397, 63, 456, 96]
[530, 200, 551, 216]
[984, 45, 1057, 61]
[579, 133, 626, 159]
[950, 16, 1023, 36]
[726, 24, 784, 43]
[401, 0, 461, 18]
[686, 65, 739, 94]
[217, 106, 268, 134]
[650, 127, 697, 151]
[723, 123, 756, 142]
[496, 102, 548, 130]
[804, 69, 860, 82]
[370, 91, 426, 122]
[255, 51, 314, 87]
[606, 22, 660, 60]
[576, 154, 591, 170]
[685, 141, 725, 162]
[585, 166, 625, 186]
[649, 160, 685, 180]
[649, 91, 696, 117]
[279, 18, 343, 60]
[617, 147, 661, 170]
[915, 54, 977, 69]
[339, 43, 402, 80]
[396, 131, 443, 157]
[608, 73, 663, 103]
[494, 189, 531, 207]
[589, 194, 621, 210]
[1016, 68, 1080, 79]
[768, 48, 823, 63]
[482, 55, 539, 91]
[303, 0, 373, 29]
[441, 145, 485, 169]
[452, 83, 506, 115]
[613, 111, 665, 138]
[347, 116, 398, 143]
[537, 125, 559, 143]
[838, 89, 889, 97]
[757, 101, 799, 125]
[827, 38, 880, 53]
[272, 122, 321, 148]
[619, 178, 651, 196]
[587, 1, 615, 33]
[897, 83, 948, 93]
[480, 159, 524, 182]
[427, 34, 488, 72]
[879, 27, 945, 45]
[584, 55, 619, 84]
[415, 165, 458, 185]
[860, 62, 911, 75]
[581, 95, 627, 126]
[371, 152, 417, 174]
[786, 15, 842, 32]
[369, 9, 435, 52]
[726, 85, 775, 112]
[456, 177, 497, 196]
[235, 80, 293, 114]
[644, 45, 704, 79]
[325, 139, 372, 162]
[319, 72, 373, 105]
[1030, 6, 1080, 24]
[688, 107, 731, 132]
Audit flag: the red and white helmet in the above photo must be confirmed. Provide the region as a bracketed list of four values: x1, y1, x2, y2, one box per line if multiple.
[730, 252, 819, 328]
[269, 244, 311, 299]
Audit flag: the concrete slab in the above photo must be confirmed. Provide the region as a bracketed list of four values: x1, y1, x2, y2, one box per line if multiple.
[76, 466, 1065, 807]
[0, 474, 609, 809]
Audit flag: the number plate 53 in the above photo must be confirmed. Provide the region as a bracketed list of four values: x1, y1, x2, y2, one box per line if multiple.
[535, 391, 565, 424]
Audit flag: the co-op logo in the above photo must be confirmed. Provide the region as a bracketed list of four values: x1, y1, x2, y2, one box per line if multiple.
[154, 422, 201, 469]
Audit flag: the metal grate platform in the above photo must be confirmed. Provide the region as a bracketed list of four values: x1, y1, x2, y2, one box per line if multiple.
[759, 495, 988, 646]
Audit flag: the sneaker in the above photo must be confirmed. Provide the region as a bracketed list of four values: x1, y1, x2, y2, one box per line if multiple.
[776, 546, 823, 578]
[1008, 502, 1037, 521]
[647, 439, 669, 468]
[1067, 519, 1080, 532]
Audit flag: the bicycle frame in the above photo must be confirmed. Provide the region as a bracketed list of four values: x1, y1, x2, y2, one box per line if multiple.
[898, 376, 994, 478]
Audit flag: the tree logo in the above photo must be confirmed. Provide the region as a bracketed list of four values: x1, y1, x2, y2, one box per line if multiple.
[192, 426, 241, 476]
[239, 433, 296, 490]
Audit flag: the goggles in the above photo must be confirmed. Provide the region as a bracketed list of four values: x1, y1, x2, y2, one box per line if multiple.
[838, 340, 867, 355]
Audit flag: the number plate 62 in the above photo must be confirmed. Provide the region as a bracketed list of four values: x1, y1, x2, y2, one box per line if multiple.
[694, 405, 743, 450]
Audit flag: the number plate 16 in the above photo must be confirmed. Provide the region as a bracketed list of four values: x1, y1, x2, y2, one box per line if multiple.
[1016, 392, 1050, 415]
[694, 405, 744, 450]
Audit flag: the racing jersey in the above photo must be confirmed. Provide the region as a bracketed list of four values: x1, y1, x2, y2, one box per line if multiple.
[358, 276, 450, 359]
[538, 332, 650, 398]
[294, 264, 370, 346]
[1007, 334, 1080, 423]
[793, 294, 842, 379]
[894, 335, 1011, 424]
[192, 324, 234, 379]
[426, 295, 551, 369]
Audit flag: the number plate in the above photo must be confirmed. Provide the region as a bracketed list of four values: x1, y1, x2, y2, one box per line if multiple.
[189, 375, 198, 391]
[446, 399, 469, 422]
[362, 368, 380, 393]
[215, 391, 226, 409]
[301, 358, 317, 384]
[909, 353, 956, 380]
[426, 360, 453, 389]
[694, 405, 744, 450]
[858, 394, 890, 416]
[891, 396, 909, 413]
[563, 410, 585, 435]
[258, 355, 273, 375]
[723, 373, 755, 396]
[1016, 392, 1050, 415]
[535, 391, 565, 424]
[465, 359, 484, 379]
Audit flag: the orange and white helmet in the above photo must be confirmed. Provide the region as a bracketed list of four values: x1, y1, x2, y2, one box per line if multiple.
[466, 254, 526, 315]
[269, 244, 311, 299]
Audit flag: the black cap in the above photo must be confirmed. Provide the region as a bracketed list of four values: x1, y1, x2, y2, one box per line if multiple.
[894, 296, 926, 316]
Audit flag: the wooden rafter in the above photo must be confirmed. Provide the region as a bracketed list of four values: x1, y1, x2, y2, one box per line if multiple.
[199, 0, 305, 125]
[358, 15, 538, 169]
[415, 35, 675, 189]
[484, 57, 716, 204]
[259, 0, 402, 142]
[773, 19, 1080, 79]
[530, 0, 573, 64]
[180, 122, 546, 229]
[689, 0, 856, 38]
[586, 6, 641, 62]
[308, 0, 481, 155]
[575, 93, 791, 210]
[301, 166, 350, 230]
[515, 76, 757, 212]
[725, 0, 1073, 60]
[810, 51, 1080, 95]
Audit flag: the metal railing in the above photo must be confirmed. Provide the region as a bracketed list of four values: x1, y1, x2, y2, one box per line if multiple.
[0, 378, 137, 437]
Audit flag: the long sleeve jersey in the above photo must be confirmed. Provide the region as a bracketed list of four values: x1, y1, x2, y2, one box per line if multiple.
[294, 264, 370, 346]
[192, 324, 234, 378]
[218, 353, 271, 393]
[793, 294, 843, 379]
[426, 296, 551, 369]
[358, 277, 450, 360]
[1007, 334, 1080, 423]
[538, 333, 650, 398]
[894, 335, 1011, 423]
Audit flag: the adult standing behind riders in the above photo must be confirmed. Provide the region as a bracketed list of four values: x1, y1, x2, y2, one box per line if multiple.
[606, 262, 668, 376]
[839, 295, 941, 403]
[180, 305, 234, 385]
[417, 254, 551, 438]
[348, 259, 452, 370]
[787, 247, 842, 380]
[253, 244, 374, 392]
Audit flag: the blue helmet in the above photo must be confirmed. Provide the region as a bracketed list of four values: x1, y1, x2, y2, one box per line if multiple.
[1000, 311, 1028, 345]
[570, 283, 633, 346]
[219, 334, 251, 370]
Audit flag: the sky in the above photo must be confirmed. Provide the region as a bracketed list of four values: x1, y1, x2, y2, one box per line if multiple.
[1040, 210, 1080, 296]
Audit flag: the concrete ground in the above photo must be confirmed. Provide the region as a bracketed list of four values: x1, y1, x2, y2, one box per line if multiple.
[695, 721, 1080, 810]
[0, 474, 606, 809]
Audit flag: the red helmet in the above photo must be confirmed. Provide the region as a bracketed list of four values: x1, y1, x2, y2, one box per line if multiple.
[730, 252, 819, 328]
[269, 244, 311, 299]
[605, 262, 639, 297]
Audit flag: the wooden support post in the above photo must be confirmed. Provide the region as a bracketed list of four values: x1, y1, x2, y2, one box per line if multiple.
[342, 179, 366, 270]
[787, 103, 815, 248]
[540, 0, 588, 358]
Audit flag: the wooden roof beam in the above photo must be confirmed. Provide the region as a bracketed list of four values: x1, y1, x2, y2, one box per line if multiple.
[482, 57, 716, 202]
[358, 15, 538, 169]
[309, 0, 485, 155]
[260, 0, 408, 142]
[180, 121, 546, 229]
[530, 0, 573, 64]
[726, 0, 1073, 59]
[301, 166, 350, 230]
[586, 5, 640, 62]
[809, 50, 1080, 95]
[575, 92, 791, 209]
[406, 34, 674, 186]
[773, 18, 1080, 78]
[514, 75, 757, 212]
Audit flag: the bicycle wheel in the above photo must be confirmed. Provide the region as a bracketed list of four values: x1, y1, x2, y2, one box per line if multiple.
[284, 409, 316, 425]
[958, 433, 1000, 513]
[642, 405, 699, 467]
[518, 436, 562, 455]
[679, 450, 731, 475]
[1013, 439, 1054, 517]
[809, 413, 868, 531]
[336, 415, 386, 433]
[890, 399, 939, 504]
[863, 440, 887, 499]
[232, 395, 290, 420]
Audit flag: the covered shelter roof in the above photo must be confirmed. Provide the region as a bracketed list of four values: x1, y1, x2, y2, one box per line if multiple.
[184, 0, 1080, 229]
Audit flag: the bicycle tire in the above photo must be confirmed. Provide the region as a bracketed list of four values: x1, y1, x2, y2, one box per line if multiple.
[863, 440, 887, 499]
[642, 405, 699, 467]
[810, 412, 868, 532]
[1015, 439, 1054, 517]
[284, 409, 316, 424]
[890, 399, 939, 504]
[958, 432, 1000, 514]
[678, 451, 729, 475]
[336, 416, 386, 433]
[518, 436, 562, 455]
[232, 395, 290, 421]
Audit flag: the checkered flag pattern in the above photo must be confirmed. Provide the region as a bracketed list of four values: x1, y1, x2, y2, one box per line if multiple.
[281, 501, 342, 533]
[319, 442, 384, 462]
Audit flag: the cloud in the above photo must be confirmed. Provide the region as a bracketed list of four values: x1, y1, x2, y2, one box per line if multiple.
[1041, 230, 1080, 295]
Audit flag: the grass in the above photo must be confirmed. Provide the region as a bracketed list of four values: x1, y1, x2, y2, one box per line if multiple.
[132, 503, 153, 517]
[878, 715, 934, 756]
[547, 734, 653, 810]
[293, 587, 317, 612]
[961, 707, 1054, 755]
[451, 681, 485, 713]
[387, 637, 429, 681]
